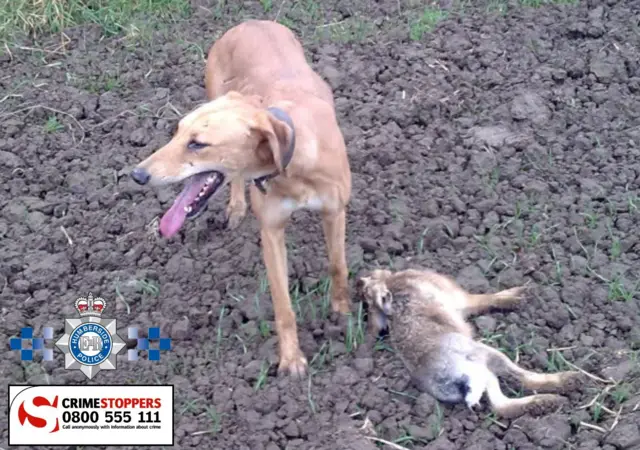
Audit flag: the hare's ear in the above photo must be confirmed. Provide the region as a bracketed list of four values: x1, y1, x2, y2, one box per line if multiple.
[380, 291, 394, 315]
[356, 276, 371, 296]
[371, 269, 393, 280]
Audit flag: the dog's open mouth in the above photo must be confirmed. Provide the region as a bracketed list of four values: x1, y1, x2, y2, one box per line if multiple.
[158, 171, 225, 238]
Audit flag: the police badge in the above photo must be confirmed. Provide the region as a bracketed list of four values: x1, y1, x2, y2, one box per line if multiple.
[55, 293, 126, 380]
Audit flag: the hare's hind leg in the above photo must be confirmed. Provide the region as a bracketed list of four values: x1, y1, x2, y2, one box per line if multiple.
[482, 343, 580, 392]
[460, 286, 525, 316]
[484, 371, 567, 419]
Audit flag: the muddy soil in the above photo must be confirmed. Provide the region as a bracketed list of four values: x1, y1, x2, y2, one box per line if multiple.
[1, 0, 639, 449]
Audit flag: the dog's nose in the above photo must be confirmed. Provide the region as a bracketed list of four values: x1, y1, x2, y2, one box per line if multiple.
[130, 167, 150, 185]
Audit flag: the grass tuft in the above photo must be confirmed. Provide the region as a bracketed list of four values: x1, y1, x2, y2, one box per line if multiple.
[44, 115, 64, 132]
[0, 0, 191, 45]
[345, 301, 366, 353]
[259, 0, 272, 13]
[253, 360, 270, 391]
[409, 7, 447, 41]
[607, 277, 638, 303]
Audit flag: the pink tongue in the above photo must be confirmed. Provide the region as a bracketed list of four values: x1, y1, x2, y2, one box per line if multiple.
[159, 175, 208, 238]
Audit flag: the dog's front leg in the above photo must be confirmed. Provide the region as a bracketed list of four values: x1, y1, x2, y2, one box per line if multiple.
[321, 209, 350, 314]
[260, 225, 307, 378]
[225, 176, 247, 229]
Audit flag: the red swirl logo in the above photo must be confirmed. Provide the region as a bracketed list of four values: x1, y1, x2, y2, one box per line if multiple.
[18, 395, 60, 433]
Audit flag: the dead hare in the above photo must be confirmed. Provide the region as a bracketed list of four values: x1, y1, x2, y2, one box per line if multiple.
[357, 268, 582, 419]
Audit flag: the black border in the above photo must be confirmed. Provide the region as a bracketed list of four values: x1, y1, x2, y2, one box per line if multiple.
[7, 384, 175, 447]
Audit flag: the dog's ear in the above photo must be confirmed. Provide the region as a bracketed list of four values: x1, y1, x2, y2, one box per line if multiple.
[253, 109, 295, 176]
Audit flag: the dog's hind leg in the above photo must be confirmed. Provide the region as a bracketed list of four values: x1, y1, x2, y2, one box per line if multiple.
[321, 209, 350, 314]
[484, 371, 567, 419]
[225, 176, 247, 229]
[482, 343, 581, 392]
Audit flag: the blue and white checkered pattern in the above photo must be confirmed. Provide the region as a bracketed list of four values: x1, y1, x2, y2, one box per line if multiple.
[127, 327, 171, 361]
[9, 327, 54, 361]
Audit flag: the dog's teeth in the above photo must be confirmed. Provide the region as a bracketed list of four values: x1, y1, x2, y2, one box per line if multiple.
[184, 206, 192, 213]
[207, 176, 215, 183]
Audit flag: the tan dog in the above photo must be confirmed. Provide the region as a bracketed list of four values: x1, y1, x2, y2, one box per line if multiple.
[130, 20, 352, 378]
[357, 269, 581, 418]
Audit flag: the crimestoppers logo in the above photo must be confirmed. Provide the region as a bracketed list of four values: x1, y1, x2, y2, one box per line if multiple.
[8, 385, 175, 446]
[17, 394, 60, 434]
[55, 293, 126, 380]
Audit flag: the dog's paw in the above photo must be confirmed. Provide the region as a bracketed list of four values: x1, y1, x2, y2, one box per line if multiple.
[278, 350, 308, 380]
[224, 202, 247, 230]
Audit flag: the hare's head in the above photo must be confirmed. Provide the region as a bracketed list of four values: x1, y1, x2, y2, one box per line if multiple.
[356, 270, 394, 315]
[356, 269, 395, 334]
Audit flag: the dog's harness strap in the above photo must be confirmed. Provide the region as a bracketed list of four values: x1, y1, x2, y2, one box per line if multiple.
[253, 106, 296, 195]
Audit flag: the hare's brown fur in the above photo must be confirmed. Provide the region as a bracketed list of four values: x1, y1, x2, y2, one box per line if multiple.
[357, 268, 581, 419]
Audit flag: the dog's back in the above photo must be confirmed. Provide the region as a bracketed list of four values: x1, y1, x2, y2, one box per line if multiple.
[206, 20, 334, 105]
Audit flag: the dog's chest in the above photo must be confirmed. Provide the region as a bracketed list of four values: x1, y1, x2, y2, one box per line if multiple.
[280, 195, 324, 212]
[262, 193, 327, 225]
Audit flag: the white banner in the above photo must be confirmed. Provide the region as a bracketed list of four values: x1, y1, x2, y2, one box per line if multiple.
[8, 384, 174, 446]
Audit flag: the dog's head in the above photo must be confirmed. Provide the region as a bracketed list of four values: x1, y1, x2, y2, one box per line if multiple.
[356, 269, 394, 333]
[129, 91, 295, 238]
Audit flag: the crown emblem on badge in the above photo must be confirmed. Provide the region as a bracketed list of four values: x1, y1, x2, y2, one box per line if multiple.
[75, 293, 106, 318]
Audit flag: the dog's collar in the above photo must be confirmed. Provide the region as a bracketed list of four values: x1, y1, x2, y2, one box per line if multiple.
[253, 106, 296, 194]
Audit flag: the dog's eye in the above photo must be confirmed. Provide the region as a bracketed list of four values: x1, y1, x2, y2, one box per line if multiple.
[187, 140, 208, 151]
